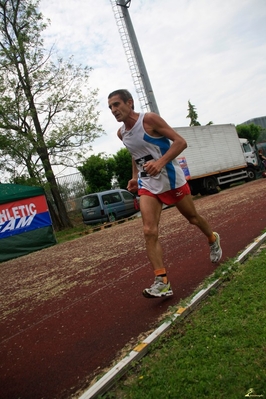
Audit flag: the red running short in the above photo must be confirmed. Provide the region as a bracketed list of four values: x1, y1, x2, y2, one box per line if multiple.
[138, 182, 191, 205]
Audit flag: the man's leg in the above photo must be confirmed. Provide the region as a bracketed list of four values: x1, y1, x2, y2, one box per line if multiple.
[175, 194, 222, 262]
[140, 195, 173, 298]
[140, 194, 164, 270]
[175, 194, 213, 236]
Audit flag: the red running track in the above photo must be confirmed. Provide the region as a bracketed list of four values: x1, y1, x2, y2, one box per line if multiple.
[0, 179, 265, 399]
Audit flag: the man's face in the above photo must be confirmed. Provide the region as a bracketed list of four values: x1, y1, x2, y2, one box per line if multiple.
[108, 95, 133, 122]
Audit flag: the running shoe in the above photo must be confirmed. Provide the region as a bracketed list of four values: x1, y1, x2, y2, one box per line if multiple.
[143, 276, 173, 298]
[209, 232, 222, 263]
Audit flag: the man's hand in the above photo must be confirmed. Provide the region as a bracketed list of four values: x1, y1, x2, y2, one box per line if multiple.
[127, 179, 138, 193]
[143, 160, 162, 176]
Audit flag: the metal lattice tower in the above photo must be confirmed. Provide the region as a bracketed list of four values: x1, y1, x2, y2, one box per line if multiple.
[110, 0, 160, 114]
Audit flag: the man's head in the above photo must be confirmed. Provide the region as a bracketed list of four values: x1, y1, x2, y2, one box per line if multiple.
[108, 89, 135, 123]
[108, 89, 134, 110]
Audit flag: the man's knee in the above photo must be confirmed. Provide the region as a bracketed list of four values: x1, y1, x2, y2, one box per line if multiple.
[143, 225, 158, 240]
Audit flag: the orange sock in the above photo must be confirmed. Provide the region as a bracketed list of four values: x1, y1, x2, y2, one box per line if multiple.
[155, 268, 168, 284]
[208, 233, 216, 244]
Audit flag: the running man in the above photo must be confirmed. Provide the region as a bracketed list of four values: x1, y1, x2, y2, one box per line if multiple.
[108, 89, 222, 298]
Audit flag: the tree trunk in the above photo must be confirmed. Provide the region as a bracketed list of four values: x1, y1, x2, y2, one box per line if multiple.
[46, 198, 61, 232]
[38, 147, 73, 229]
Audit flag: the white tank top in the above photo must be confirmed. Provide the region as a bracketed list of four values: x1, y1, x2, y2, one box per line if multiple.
[120, 113, 186, 194]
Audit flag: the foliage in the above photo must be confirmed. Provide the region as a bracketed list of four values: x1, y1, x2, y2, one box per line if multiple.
[78, 153, 115, 193]
[112, 148, 132, 189]
[186, 100, 212, 126]
[187, 100, 201, 126]
[0, 0, 103, 228]
[235, 123, 261, 143]
[78, 148, 132, 193]
[10, 174, 40, 187]
[57, 180, 86, 201]
[257, 128, 266, 143]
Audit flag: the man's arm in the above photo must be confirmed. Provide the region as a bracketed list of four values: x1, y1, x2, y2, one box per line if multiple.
[117, 128, 122, 140]
[143, 113, 187, 176]
[116, 128, 138, 192]
[127, 158, 138, 193]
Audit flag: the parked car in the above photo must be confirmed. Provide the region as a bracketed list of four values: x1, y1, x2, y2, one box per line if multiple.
[81, 189, 139, 225]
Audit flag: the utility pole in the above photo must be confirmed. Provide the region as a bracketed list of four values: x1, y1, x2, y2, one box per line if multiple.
[110, 0, 160, 114]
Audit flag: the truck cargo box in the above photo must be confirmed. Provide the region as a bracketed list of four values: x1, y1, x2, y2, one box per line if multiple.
[172, 124, 251, 195]
[173, 124, 247, 179]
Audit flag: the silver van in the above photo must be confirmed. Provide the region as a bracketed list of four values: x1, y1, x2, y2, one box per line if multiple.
[81, 189, 139, 225]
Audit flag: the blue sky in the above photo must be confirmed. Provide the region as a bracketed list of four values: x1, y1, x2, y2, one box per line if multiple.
[40, 0, 266, 174]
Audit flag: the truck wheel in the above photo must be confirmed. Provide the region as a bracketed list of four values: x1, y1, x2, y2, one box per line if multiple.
[189, 181, 200, 196]
[203, 177, 219, 195]
[246, 167, 256, 182]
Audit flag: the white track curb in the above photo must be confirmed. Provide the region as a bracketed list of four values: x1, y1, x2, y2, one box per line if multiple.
[79, 231, 266, 399]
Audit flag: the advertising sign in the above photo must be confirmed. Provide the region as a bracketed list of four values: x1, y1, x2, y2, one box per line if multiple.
[0, 195, 52, 239]
[177, 157, 191, 179]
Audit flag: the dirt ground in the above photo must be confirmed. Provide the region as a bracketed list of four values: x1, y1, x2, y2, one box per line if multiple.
[0, 179, 265, 399]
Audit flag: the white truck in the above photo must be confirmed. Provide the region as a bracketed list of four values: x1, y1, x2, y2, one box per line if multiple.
[173, 124, 258, 195]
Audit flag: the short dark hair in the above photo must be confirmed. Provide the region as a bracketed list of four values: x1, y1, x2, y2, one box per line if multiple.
[108, 89, 134, 110]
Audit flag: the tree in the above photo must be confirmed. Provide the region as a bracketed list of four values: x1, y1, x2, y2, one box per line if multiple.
[258, 128, 266, 143]
[0, 0, 103, 228]
[235, 123, 261, 143]
[186, 100, 213, 126]
[186, 100, 201, 126]
[78, 153, 115, 193]
[113, 148, 132, 189]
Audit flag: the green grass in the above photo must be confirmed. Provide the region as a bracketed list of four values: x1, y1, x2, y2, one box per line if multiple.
[55, 223, 91, 244]
[54, 212, 138, 244]
[101, 247, 266, 399]
[54, 211, 92, 244]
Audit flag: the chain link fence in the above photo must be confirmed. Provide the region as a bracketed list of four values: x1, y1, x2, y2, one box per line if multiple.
[56, 172, 87, 211]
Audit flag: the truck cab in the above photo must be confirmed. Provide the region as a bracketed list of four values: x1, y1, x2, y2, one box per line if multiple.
[239, 138, 259, 168]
